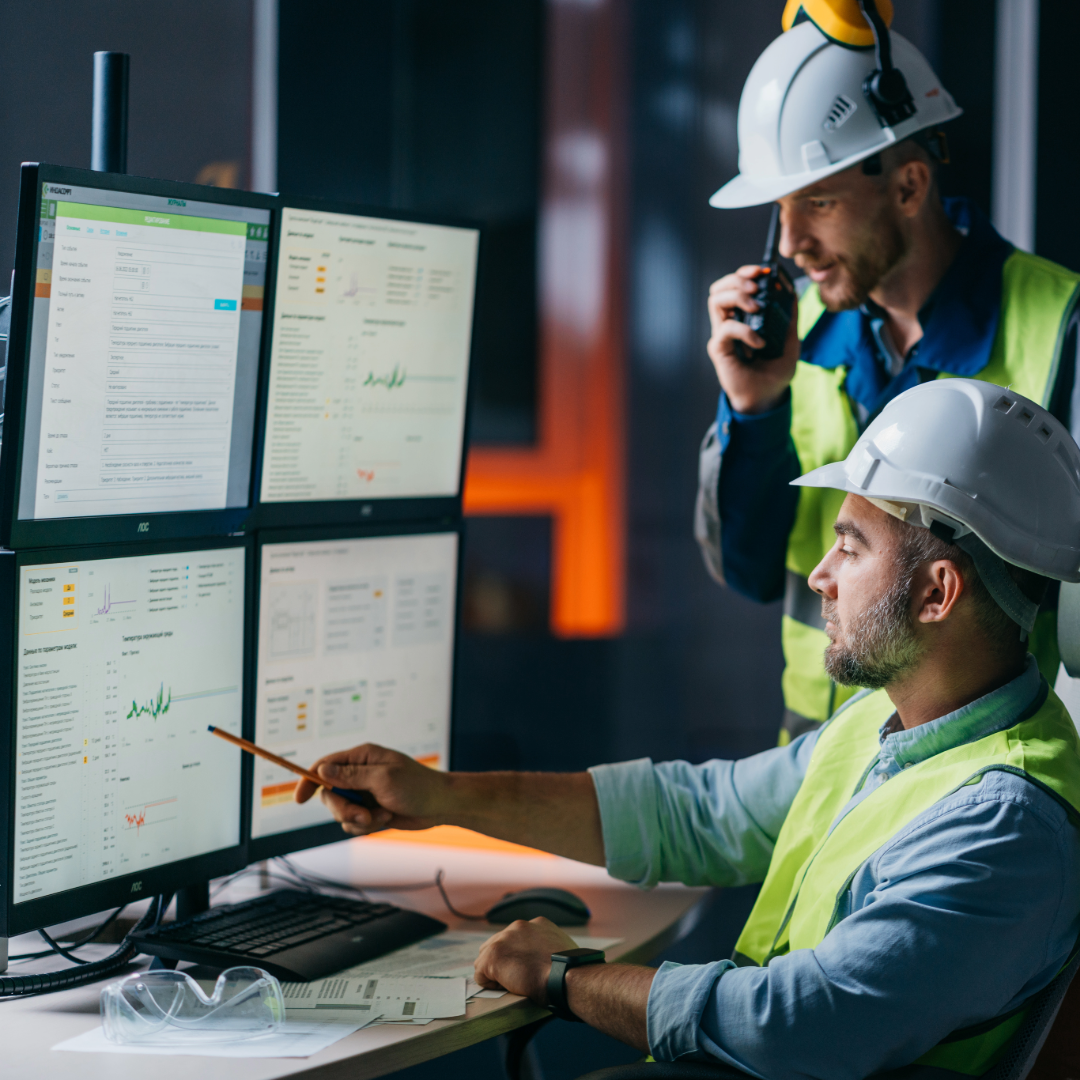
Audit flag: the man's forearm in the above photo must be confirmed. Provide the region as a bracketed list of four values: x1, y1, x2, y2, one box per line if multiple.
[442, 770, 605, 865]
[565, 963, 655, 1051]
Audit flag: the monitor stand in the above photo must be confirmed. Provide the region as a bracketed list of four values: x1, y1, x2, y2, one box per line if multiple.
[148, 881, 210, 971]
[176, 881, 211, 921]
[0, 884, 210, 973]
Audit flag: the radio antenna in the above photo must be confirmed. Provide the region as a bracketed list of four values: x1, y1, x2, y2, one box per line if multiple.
[762, 204, 782, 264]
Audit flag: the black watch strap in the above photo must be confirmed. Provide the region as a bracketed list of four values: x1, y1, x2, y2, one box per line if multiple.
[547, 947, 605, 1022]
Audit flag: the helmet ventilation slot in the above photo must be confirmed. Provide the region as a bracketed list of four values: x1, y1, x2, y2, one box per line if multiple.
[823, 94, 858, 131]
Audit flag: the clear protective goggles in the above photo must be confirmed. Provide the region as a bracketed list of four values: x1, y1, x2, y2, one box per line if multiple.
[101, 966, 285, 1045]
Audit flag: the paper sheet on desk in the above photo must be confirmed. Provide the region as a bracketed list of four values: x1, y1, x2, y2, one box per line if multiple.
[53, 1017, 378, 1058]
[338, 931, 625, 982]
[283, 975, 466, 1019]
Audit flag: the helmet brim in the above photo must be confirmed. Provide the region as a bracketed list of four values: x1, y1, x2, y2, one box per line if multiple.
[791, 460, 1080, 584]
[709, 111, 962, 209]
[791, 461, 852, 492]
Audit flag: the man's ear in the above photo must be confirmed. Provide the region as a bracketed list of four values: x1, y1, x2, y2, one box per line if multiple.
[915, 558, 965, 625]
[894, 159, 932, 217]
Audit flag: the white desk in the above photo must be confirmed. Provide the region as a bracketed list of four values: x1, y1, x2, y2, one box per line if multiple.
[0, 835, 712, 1079]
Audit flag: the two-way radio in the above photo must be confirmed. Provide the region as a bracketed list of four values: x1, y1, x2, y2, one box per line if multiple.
[732, 203, 796, 363]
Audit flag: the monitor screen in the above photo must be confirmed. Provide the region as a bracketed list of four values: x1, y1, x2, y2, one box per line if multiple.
[258, 206, 478, 515]
[13, 542, 247, 914]
[7, 167, 271, 543]
[250, 531, 457, 844]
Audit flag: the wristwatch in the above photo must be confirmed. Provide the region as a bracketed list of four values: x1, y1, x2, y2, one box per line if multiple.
[547, 947, 605, 1021]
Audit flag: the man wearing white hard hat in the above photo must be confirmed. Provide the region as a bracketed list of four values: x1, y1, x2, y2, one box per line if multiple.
[694, 0, 1080, 745]
[298, 380, 1080, 1077]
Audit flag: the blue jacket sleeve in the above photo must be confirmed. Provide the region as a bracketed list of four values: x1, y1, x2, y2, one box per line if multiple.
[716, 390, 801, 603]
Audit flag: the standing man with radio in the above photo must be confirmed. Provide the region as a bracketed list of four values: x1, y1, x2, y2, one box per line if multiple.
[695, 0, 1080, 742]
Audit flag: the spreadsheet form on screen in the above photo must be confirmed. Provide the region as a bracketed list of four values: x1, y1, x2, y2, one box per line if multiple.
[18, 183, 269, 522]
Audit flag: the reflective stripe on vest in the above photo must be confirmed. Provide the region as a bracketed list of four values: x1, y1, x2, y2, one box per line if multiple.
[781, 252, 1080, 728]
[735, 683, 1080, 1075]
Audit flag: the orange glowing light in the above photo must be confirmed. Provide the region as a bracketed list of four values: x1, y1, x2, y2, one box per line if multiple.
[463, 0, 625, 639]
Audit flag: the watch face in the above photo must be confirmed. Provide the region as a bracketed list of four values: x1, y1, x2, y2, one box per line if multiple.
[553, 948, 604, 963]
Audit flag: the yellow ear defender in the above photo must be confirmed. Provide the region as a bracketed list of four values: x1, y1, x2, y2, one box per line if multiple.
[781, 0, 894, 48]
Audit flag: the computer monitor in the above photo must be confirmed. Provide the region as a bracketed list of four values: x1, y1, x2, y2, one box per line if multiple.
[254, 200, 480, 527]
[0, 164, 275, 548]
[248, 525, 459, 861]
[0, 536, 252, 937]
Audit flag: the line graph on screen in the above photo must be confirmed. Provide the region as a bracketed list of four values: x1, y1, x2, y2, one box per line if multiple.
[126, 683, 239, 720]
[123, 796, 178, 833]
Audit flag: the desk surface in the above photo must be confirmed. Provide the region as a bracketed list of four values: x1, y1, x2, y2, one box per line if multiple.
[1, 836, 711, 1080]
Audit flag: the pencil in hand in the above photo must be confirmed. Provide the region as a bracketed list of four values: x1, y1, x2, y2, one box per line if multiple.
[207, 726, 378, 810]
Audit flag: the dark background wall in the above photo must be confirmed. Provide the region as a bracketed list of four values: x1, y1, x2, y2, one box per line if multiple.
[0, 0, 254, 278]
[1035, 0, 1080, 271]
[278, 0, 542, 445]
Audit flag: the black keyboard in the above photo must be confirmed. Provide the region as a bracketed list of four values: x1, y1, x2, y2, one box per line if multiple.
[129, 890, 447, 981]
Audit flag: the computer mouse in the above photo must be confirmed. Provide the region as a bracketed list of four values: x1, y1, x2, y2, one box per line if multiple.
[485, 887, 591, 926]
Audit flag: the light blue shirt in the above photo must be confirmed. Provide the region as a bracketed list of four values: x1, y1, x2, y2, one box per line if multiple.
[589, 657, 1080, 1080]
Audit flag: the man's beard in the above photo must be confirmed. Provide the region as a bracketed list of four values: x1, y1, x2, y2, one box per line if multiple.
[822, 575, 924, 689]
[807, 207, 907, 312]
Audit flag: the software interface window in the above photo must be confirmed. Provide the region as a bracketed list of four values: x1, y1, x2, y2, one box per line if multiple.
[251, 532, 456, 839]
[261, 208, 478, 503]
[19, 183, 270, 521]
[14, 546, 246, 904]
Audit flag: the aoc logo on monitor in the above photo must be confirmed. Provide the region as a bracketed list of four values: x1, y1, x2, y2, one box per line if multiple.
[130, 881, 143, 893]
[137, 522, 149, 533]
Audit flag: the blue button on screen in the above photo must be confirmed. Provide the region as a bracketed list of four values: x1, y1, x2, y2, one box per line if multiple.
[214, 299, 238, 311]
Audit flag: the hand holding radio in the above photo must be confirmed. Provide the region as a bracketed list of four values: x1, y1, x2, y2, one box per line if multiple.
[706, 204, 799, 415]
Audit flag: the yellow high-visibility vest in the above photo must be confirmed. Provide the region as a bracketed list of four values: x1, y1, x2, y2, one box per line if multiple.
[736, 684, 1080, 1074]
[782, 252, 1080, 735]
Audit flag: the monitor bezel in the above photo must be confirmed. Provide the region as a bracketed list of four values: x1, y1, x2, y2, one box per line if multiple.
[0, 163, 278, 550]
[1, 534, 254, 937]
[246, 518, 463, 863]
[250, 193, 483, 530]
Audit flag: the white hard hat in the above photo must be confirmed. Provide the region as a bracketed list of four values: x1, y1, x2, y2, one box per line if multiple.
[793, 380, 1080, 634]
[710, 19, 962, 209]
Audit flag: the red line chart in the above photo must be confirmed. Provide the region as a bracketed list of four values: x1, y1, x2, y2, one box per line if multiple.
[122, 796, 178, 834]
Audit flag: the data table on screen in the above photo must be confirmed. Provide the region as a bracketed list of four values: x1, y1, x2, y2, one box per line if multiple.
[260, 208, 478, 505]
[13, 545, 246, 904]
[251, 532, 456, 839]
[13, 178, 270, 531]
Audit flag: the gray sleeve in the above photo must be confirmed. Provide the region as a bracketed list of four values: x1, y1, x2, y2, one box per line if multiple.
[694, 421, 725, 585]
[1062, 303, 1080, 446]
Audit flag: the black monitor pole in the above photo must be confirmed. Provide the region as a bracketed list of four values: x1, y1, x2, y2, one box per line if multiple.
[91, 51, 129, 173]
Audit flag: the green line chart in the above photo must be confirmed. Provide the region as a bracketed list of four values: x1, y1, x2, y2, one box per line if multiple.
[128, 683, 171, 719]
[126, 683, 238, 720]
[363, 363, 406, 390]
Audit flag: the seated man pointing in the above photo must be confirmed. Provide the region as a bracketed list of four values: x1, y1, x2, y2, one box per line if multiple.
[296, 379, 1080, 1079]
